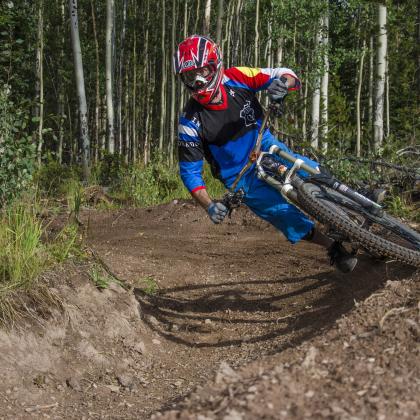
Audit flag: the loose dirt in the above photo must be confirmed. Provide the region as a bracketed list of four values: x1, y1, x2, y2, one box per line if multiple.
[0, 201, 418, 419]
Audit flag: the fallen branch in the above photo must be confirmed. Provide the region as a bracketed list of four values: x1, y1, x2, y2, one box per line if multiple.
[25, 402, 59, 413]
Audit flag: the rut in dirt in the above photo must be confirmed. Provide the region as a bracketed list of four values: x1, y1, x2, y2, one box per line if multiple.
[0, 202, 414, 420]
[86, 202, 414, 415]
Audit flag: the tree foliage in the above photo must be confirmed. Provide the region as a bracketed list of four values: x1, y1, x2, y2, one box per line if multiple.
[0, 87, 35, 206]
[0, 0, 418, 202]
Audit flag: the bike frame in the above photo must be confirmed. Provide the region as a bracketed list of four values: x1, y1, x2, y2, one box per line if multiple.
[256, 145, 384, 217]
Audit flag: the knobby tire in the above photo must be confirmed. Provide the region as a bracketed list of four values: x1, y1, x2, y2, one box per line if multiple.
[297, 182, 420, 268]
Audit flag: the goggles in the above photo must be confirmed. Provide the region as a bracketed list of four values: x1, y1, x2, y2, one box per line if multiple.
[181, 65, 214, 90]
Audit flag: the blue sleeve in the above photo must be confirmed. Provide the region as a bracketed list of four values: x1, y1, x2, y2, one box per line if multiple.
[178, 116, 206, 193]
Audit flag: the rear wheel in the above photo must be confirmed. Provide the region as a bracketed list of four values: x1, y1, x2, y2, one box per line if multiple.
[297, 182, 420, 267]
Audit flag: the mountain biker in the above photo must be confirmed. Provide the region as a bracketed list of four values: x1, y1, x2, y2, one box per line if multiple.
[173, 35, 357, 273]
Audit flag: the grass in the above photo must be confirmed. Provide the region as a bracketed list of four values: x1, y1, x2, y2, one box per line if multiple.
[35, 158, 227, 209]
[89, 266, 124, 290]
[114, 161, 226, 207]
[385, 193, 420, 223]
[0, 203, 44, 291]
[137, 276, 159, 295]
[0, 195, 82, 325]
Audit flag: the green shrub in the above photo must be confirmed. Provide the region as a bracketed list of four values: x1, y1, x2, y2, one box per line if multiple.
[95, 152, 127, 187]
[0, 87, 36, 207]
[115, 158, 226, 207]
[34, 157, 81, 196]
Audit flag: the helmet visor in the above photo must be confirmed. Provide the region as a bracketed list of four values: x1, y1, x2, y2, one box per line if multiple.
[181, 65, 215, 91]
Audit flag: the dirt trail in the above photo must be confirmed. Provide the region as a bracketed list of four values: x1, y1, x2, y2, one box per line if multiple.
[0, 201, 417, 419]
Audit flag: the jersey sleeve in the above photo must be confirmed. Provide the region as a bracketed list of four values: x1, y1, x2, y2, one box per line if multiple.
[178, 114, 206, 193]
[224, 67, 301, 92]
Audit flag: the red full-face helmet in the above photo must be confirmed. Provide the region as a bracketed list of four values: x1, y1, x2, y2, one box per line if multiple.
[173, 35, 224, 106]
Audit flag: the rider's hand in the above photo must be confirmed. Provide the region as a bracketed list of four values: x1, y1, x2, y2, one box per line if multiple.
[207, 202, 228, 224]
[267, 77, 288, 103]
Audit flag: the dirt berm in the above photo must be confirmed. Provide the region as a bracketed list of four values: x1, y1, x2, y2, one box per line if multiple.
[0, 201, 418, 419]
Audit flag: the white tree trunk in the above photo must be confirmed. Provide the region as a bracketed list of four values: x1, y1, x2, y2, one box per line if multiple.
[254, 0, 260, 67]
[224, 0, 234, 66]
[276, 37, 283, 66]
[131, 1, 137, 163]
[143, 0, 150, 164]
[180, 0, 189, 112]
[69, 0, 90, 179]
[373, 4, 387, 152]
[159, 0, 167, 151]
[35, 0, 44, 165]
[368, 34, 373, 130]
[311, 23, 322, 149]
[169, 0, 177, 165]
[386, 57, 390, 138]
[106, 0, 115, 154]
[356, 40, 366, 157]
[216, 0, 224, 44]
[302, 63, 309, 140]
[320, 12, 329, 152]
[117, 0, 128, 154]
[203, 0, 212, 35]
[58, 0, 65, 164]
[91, 0, 100, 161]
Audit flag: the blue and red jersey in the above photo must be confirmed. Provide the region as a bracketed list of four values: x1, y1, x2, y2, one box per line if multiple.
[178, 67, 300, 192]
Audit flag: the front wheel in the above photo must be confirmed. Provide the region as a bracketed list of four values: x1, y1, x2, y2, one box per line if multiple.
[296, 182, 420, 268]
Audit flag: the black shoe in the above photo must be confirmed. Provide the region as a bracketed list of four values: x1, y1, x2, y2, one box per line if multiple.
[328, 241, 358, 273]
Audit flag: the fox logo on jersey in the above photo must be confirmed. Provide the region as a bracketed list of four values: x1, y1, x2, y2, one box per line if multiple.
[240, 101, 256, 127]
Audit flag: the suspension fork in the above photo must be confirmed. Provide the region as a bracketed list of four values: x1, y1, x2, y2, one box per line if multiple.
[267, 145, 384, 217]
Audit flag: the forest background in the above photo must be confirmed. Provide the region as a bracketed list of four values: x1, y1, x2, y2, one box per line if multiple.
[0, 0, 419, 205]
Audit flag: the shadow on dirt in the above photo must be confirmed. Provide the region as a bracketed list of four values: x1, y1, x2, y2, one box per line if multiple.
[134, 257, 415, 354]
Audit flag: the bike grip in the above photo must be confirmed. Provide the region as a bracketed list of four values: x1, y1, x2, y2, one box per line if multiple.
[279, 75, 288, 85]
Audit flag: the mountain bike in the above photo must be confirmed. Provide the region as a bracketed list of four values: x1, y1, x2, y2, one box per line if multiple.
[223, 106, 420, 268]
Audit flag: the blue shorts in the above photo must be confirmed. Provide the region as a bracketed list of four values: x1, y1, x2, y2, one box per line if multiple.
[235, 130, 319, 244]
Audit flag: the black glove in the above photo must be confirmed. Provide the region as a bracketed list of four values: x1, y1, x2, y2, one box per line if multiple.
[267, 77, 288, 104]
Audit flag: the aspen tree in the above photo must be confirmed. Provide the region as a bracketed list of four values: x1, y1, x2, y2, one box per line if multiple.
[132, 1, 137, 162]
[216, 0, 224, 44]
[35, 0, 44, 165]
[357, 40, 366, 157]
[203, 0, 212, 35]
[194, 0, 201, 34]
[159, 0, 167, 152]
[69, 0, 90, 179]
[254, 0, 260, 67]
[90, 0, 101, 160]
[311, 25, 322, 149]
[320, 11, 329, 152]
[169, 0, 177, 164]
[180, 0, 189, 113]
[143, 0, 150, 164]
[224, 0, 234, 66]
[106, 0, 115, 154]
[373, 3, 387, 151]
[302, 64, 309, 140]
[118, 0, 128, 153]
[58, 0, 65, 164]
[368, 34, 373, 130]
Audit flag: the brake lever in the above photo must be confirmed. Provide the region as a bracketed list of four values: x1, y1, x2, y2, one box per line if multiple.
[269, 102, 285, 117]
